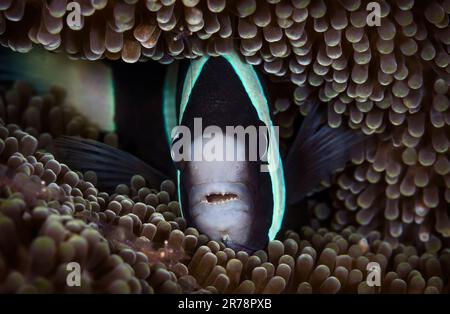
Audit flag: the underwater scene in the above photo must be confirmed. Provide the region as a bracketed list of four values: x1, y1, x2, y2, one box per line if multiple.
[0, 0, 449, 295]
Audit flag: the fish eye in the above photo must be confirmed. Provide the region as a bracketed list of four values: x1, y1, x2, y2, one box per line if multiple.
[170, 133, 186, 171]
[171, 131, 183, 145]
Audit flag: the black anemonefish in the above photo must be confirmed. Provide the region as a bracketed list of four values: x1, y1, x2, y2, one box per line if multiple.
[0, 48, 361, 253]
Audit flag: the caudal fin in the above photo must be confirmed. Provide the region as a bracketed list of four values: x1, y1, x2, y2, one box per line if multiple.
[0, 48, 115, 131]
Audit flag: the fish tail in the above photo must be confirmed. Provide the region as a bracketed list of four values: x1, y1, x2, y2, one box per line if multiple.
[0, 48, 115, 131]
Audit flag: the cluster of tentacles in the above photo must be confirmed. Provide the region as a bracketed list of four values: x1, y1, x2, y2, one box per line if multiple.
[0, 82, 449, 294]
[0, 0, 449, 293]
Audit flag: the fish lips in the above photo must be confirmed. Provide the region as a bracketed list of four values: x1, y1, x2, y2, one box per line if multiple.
[188, 182, 255, 245]
[189, 182, 253, 211]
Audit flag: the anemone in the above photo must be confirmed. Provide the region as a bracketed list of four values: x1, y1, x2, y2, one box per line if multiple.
[0, 91, 449, 293]
[0, 0, 449, 294]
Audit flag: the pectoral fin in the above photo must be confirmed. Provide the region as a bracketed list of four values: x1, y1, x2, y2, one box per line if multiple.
[285, 104, 364, 205]
[51, 136, 169, 193]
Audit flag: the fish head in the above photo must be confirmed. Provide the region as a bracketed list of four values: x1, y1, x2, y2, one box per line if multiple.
[180, 131, 265, 252]
[166, 53, 286, 253]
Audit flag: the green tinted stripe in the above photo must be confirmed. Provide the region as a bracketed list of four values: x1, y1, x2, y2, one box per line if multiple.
[162, 61, 180, 145]
[178, 57, 210, 123]
[221, 52, 286, 240]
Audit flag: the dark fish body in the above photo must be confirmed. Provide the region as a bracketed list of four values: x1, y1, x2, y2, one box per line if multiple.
[1, 48, 362, 253]
[161, 52, 361, 252]
[162, 53, 284, 252]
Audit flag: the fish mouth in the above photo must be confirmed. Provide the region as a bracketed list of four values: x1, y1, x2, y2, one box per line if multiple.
[205, 193, 238, 204]
[189, 182, 253, 216]
[188, 182, 254, 245]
